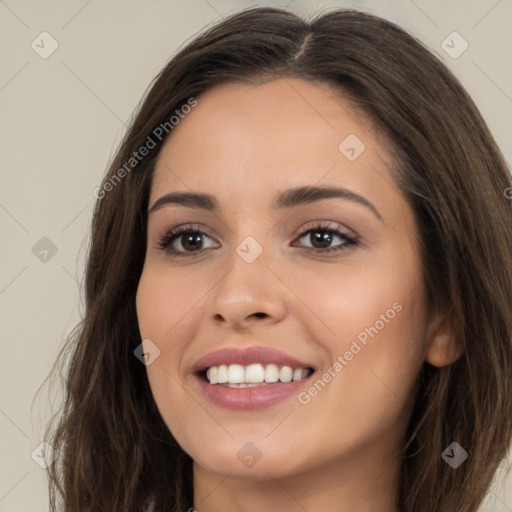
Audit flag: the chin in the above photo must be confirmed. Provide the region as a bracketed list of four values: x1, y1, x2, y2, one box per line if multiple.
[185, 432, 312, 481]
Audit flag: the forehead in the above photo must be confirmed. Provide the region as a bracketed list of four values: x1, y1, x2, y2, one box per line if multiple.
[150, 78, 393, 203]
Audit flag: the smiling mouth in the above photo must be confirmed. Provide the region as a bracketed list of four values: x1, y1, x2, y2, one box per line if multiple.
[201, 363, 315, 388]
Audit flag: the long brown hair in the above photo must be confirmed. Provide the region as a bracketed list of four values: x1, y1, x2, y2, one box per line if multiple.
[40, 7, 512, 511]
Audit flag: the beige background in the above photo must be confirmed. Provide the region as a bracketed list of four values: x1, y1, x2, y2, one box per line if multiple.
[1, 0, 511, 510]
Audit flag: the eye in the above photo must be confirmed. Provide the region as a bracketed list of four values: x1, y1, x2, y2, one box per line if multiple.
[156, 224, 219, 258]
[155, 221, 359, 259]
[292, 222, 359, 254]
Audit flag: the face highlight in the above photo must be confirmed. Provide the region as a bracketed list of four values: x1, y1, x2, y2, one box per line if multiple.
[135, 78, 445, 504]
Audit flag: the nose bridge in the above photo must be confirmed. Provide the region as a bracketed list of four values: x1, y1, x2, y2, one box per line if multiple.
[208, 231, 287, 326]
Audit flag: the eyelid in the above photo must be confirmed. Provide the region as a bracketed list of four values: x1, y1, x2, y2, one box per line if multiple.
[292, 219, 357, 238]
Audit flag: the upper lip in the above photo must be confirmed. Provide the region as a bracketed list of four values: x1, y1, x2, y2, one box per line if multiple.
[192, 346, 315, 374]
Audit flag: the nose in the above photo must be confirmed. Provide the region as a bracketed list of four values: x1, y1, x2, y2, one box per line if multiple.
[208, 249, 287, 330]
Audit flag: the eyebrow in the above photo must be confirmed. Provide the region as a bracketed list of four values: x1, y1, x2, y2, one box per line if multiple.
[148, 185, 383, 221]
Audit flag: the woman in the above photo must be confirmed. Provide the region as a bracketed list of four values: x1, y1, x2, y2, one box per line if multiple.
[43, 6, 512, 512]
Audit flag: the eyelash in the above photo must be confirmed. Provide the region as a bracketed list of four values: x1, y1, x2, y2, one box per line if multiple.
[156, 222, 359, 259]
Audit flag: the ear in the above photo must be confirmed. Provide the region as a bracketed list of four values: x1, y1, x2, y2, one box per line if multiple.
[425, 313, 465, 367]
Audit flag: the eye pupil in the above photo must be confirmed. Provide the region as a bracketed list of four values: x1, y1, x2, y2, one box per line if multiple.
[311, 230, 332, 249]
[182, 233, 203, 251]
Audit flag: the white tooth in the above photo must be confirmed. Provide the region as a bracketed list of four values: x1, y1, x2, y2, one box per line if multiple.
[264, 364, 279, 383]
[217, 364, 228, 384]
[209, 366, 218, 384]
[209, 363, 307, 385]
[228, 364, 245, 384]
[245, 363, 265, 383]
[292, 368, 303, 381]
[279, 366, 293, 383]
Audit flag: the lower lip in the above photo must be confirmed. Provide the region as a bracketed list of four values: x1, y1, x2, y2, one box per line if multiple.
[195, 374, 314, 410]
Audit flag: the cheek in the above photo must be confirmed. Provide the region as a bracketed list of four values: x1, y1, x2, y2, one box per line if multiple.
[289, 287, 426, 466]
[289, 248, 427, 407]
[135, 268, 197, 406]
[136, 268, 204, 445]
[136, 265, 205, 345]
[288, 251, 422, 348]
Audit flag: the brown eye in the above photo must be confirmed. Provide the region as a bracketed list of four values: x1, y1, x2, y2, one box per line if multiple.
[157, 225, 220, 258]
[293, 224, 359, 254]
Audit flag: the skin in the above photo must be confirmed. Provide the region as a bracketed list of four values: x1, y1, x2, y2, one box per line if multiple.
[136, 78, 463, 512]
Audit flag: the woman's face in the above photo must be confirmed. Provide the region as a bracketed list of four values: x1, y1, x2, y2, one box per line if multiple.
[136, 78, 437, 480]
